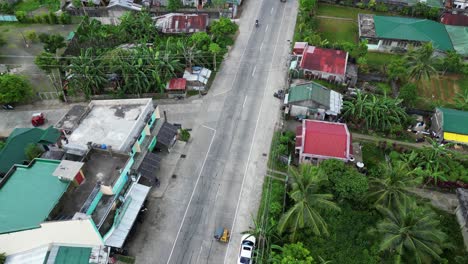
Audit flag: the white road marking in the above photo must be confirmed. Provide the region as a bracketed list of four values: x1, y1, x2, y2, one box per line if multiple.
[271, 7, 274, 14]
[166, 126, 216, 264]
[242, 96, 248, 108]
[251, 66, 256, 77]
[195, 245, 203, 264]
[260, 41, 264, 50]
[265, 25, 269, 33]
[223, 1, 289, 263]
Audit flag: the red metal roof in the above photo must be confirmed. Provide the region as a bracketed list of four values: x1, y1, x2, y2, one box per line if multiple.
[299, 45, 348, 76]
[156, 13, 208, 34]
[167, 78, 187, 91]
[440, 12, 468, 26]
[293, 42, 308, 55]
[302, 120, 350, 159]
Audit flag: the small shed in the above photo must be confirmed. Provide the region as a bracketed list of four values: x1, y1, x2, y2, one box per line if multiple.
[166, 78, 187, 98]
[183, 67, 212, 91]
[155, 122, 178, 152]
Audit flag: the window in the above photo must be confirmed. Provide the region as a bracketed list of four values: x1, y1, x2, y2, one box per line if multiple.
[382, 39, 392, 46]
[397, 41, 406, 48]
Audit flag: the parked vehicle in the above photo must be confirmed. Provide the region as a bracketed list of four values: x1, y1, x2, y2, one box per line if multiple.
[238, 234, 255, 264]
[2, 104, 14, 110]
[31, 113, 46, 127]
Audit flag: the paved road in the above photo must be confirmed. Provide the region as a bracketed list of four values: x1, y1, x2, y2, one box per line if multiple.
[127, 0, 298, 263]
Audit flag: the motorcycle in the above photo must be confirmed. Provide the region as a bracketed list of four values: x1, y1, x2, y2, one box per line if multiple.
[2, 104, 14, 110]
[255, 20, 259, 28]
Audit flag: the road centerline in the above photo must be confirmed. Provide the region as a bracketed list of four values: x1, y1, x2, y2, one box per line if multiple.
[166, 126, 217, 264]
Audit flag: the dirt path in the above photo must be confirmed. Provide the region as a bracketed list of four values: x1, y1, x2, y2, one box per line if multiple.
[352, 132, 429, 149]
[316, 15, 354, 21]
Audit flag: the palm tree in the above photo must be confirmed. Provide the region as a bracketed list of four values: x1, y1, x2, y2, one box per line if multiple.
[405, 42, 439, 82]
[243, 216, 280, 263]
[208, 43, 222, 71]
[277, 165, 340, 241]
[368, 161, 422, 209]
[67, 48, 107, 98]
[372, 203, 449, 264]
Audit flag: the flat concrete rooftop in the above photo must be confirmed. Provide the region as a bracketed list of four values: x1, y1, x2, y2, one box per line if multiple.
[57, 150, 129, 219]
[58, 99, 153, 153]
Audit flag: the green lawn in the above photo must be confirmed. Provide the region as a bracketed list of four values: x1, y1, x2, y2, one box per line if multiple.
[14, 0, 60, 12]
[366, 51, 400, 70]
[317, 3, 389, 21]
[317, 18, 358, 43]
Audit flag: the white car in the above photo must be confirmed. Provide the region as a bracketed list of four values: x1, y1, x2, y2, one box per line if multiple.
[238, 234, 256, 264]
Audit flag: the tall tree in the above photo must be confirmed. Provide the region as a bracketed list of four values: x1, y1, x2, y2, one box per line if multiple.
[372, 203, 449, 264]
[35, 52, 59, 73]
[0, 74, 34, 104]
[38, 33, 66, 54]
[405, 42, 438, 82]
[277, 165, 339, 241]
[442, 51, 463, 74]
[367, 161, 421, 209]
[209, 43, 222, 71]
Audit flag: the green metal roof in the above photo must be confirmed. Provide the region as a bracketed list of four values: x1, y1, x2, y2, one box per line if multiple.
[445, 25, 468, 56]
[373, 15, 454, 51]
[438, 107, 468, 134]
[0, 126, 60, 174]
[54, 246, 92, 264]
[0, 159, 69, 234]
[288, 81, 331, 105]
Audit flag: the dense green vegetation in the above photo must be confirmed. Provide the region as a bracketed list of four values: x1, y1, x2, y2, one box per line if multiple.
[41, 13, 237, 98]
[13, 0, 60, 12]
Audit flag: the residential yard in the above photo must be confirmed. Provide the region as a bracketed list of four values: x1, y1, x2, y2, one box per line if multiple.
[416, 74, 465, 108]
[13, 0, 60, 13]
[0, 23, 77, 98]
[317, 18, 358, 43]
[366, 51, 400, 70]
[317, 3, 390, 21]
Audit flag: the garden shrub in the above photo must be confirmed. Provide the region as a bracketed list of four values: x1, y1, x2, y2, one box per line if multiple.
[179, 129, 190, 142]
[25, 143, 43, 161]
[319, 159, 369, 203]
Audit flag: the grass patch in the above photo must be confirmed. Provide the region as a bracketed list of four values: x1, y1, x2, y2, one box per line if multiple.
[317, 3, 389, 21]
[317, 18, 358, 43]
[366, 52, 400, 71]
[417, 74, 464, 104]
[14, 0, 60, 12]
[361, 142, 385, 170]
[115, 255, 135, 264]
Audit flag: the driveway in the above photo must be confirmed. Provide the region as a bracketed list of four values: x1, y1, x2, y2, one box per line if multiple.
[126, 0, 298, 263]
[0, 102, 75, 137]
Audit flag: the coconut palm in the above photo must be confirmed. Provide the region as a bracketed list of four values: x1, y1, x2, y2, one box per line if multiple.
[277, 165, 340, 241]
[405, 42, 439, 82]
[372, 203, 449, 264]
[243, 216, 280, 263]
[368, 161, 422, 209]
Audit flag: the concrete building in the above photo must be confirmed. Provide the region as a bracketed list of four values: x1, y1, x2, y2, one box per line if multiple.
[358, 14, 455, 54]
[285, 81, 343, 119]
[431, 107, 468, 144]
[55, 99, 158, 156]
[295, 120, 352, 163]
[292, 42, 357, 86]
[0, 99, 168, 262]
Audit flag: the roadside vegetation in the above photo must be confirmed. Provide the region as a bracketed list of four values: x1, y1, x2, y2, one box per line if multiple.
[256, 0, 468, 262]
[254, 134, 468, 263]
[56, 13, 237, 99]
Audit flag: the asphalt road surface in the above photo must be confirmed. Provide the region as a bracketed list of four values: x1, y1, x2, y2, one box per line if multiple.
[128, 0, 298, 263]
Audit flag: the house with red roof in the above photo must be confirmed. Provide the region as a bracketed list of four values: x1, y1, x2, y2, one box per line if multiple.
[293, 42, 357, 86]
[166, 78, 187, 98]
[295, 120, 352, 162]
[440, 12, 468, 26]
[154, 13, 208, 34]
